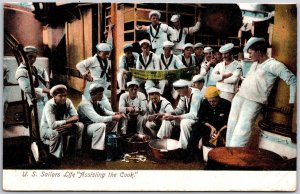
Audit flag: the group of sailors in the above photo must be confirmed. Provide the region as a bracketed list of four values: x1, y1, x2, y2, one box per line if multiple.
[14, 10, 296, 163]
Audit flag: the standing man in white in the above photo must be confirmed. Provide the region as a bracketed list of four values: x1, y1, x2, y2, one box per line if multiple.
[136, 10, 176, 55]
[170, 14, 201, 55]
[226, 37, 296, 147]
[211, 43, 242, 102]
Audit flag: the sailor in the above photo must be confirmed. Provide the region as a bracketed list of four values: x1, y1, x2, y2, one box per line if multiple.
[191, 74, 207, 96]
[226, 37, 296, 147]
[170, 14, 201, 55]
[76, 42, 113, 111]
[134, 39, 160, 93]
[158, 79, 204, 149]
[39, 85, 84, 160]
[200, 46, 217, 87]
[117, 43, 139, 93]
[192, 42, 205, 73]
[211, 43, 242, 102]
[178, 43, 196, 69]
[136, 10, 176, 55]
[159, 40, 185, 95]
[118, 80, 147, 135]
[15, 46, 50, 124]
[77, 83, 125, 161]
[145, 87, 174, 137]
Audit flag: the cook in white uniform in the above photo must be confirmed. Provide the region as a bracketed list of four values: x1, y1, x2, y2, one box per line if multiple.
[136, 10, 176, 55]
[145, 87, 174, 137]
[118, 81, 147, 135]
[158, 79, 204, 149]
[226, 37, 296, 147]
[77, 83, 125, 161]
[15, 46, 50, 125]
[39, 85, 84, 159]
[170, 14, 201, 55]
[211, 43, 242, 102]
[76, 43, 112, 111]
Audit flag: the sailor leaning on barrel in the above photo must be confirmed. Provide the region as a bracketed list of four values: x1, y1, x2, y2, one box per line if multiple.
[158, 79, 204, 149]
[211, 43, 242, 102]
[39, 85, 84, 160]
[145, 87, 174, 138]
[118, 80, 147, 135]
[77, 83, 125, 161]
[136, 10, 176, 55]
[76, 42, 113, 111]
[226, 37, 296, 147]
[15, 46, 50, 125]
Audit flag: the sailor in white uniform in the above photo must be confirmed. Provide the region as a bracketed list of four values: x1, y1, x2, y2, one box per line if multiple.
[76, 43, 112, 111]
[117, 43, 139, 92]
[145, 87, 174, 137]
[77, 83, 125, 161]
[158, 79, 204, 149]
[211, 43, 242, 102]
[39, 85, 84, 159]
[191, 74, 207, 96]
[200, 46, 217, 87]
[136, 10, 176, 55]
[15, 46, 50, 124]
[134, 39, 160, 92]
[118, 81, 147, 135]
[226, 37, 296, 147]
[170, 14, 201, 55]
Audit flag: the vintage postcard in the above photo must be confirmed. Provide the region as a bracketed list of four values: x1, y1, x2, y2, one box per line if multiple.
[1, 1, 297, 191]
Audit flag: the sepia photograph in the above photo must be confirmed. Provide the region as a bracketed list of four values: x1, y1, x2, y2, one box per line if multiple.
[2, 1, 297, 191]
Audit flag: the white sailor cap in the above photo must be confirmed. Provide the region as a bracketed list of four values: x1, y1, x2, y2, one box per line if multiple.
[219, 43, 234, 54]
[149, 10, 161, 19]
[139, 39, 151, 46]
[194, 43, 204, 48]
[170, 14, 180, 22]
[127, 80, 140, 87]
[96, 43, 112, 52]
[204, 47, 213, 53]
[183, 43, 194, 50]
[50, 84, 67, 97]
[243, 37, 265, 52]
[147, 87, 162, 95]
[123, 43, 133, 50]
[192, 74, 205, 83]
[163, 40, 175, 48]
[89, 82, 104, 93]
[24, 46, 38, 54]
[173, 79, 191, 88]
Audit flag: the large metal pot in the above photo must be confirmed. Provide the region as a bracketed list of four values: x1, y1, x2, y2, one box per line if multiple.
[149, 139, 180, 160]
[123, 133, 151, 153]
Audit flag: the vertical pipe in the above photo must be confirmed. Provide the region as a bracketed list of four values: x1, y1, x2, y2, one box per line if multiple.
[110, 3, 118, 111]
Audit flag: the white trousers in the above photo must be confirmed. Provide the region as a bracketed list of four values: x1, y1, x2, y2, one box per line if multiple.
[157, 119, 196, 149]
[145, 121, 161, 137]
[121, 115, 145, 134]
[44, 122, 84, 158]
[86, 121, 118, 150]
[226, 95, 262, 147]
[219, 91, 235, 102]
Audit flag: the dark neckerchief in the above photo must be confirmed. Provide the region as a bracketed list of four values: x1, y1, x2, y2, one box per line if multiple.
[92, 101, 106, 116]
[182, 55, 193, 67]
[160, 54, 173, 70]
[149, 23, 161, 42]
[124, 56, 136, 70]
[194, 55, 203, 67]
[31, 66, 39, 87]
[152, 100, 162, 114]
[174, 28, 183, 43]
[96, 55, 110, 82]
[139, 53, 153, 69]
[55, 103, 67, 120]
[186, 93, 193, 113]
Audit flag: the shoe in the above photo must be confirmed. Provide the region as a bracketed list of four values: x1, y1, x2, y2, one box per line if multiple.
[183, 154, 195, 163]
[47, 154, 62, 166]
[91, 149, 106, 162]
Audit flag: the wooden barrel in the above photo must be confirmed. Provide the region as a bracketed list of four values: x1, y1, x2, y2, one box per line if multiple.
[207, 147, 283, 170]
